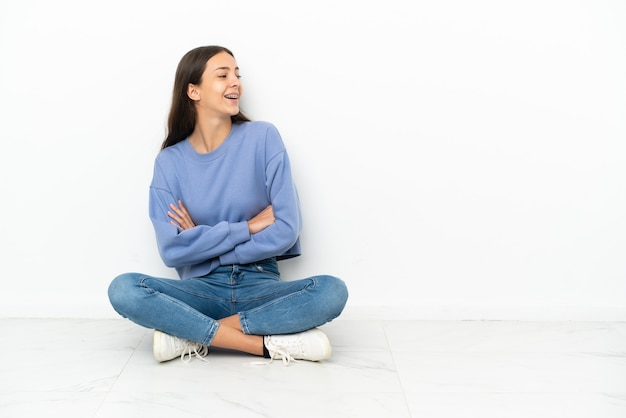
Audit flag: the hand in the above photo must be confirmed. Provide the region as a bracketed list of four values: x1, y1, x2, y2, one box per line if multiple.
[168, 200, 196, 230]
[247, 205, 275, 234]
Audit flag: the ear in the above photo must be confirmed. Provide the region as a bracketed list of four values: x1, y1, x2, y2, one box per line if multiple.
[187, 83, 200, 101]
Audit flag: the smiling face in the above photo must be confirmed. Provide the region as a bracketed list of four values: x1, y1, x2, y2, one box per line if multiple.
[188, 51, 243, 119]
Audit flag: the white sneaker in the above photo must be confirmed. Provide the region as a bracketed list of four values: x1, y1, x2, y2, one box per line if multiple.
[153, 330, 209, 363]
[263, 328, 332, 365]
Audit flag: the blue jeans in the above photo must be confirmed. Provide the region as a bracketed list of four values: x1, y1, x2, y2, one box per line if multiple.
[108, 258, 348, 346]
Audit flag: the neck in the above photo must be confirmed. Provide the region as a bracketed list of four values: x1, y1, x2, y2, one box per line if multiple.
[189, 116, 233, 153]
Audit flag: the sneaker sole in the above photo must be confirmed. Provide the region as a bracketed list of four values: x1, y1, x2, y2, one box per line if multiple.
[153, 330, 169, 362]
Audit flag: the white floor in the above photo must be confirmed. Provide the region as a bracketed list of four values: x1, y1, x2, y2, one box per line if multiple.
[1, 319, 626, 417]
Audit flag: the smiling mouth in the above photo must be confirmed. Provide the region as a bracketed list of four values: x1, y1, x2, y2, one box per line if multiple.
[225, 94, 239, 99]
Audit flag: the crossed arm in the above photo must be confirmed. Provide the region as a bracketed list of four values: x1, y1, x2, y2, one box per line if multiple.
[167, 200, 275, 234]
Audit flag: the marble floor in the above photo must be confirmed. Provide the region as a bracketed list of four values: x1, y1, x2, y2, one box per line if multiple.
[1, 318, 625, 417]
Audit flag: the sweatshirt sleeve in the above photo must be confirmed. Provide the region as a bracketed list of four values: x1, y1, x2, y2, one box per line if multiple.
[149, 166, 251, 269]
[218, 129, 302, 265]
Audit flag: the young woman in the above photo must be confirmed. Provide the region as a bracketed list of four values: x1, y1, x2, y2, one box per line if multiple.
[108, 46, 348, 364]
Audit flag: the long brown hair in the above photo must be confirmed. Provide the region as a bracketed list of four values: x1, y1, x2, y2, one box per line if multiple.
[161, 46, 250, 150]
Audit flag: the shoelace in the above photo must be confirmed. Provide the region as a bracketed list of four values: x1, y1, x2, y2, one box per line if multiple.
[244, 348, 299, 366]
[267, 345, 299, 366]
[247, 337, 301, 366]
[180, 343, 209, 364]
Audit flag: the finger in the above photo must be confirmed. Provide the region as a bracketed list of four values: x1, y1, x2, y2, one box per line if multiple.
[168, 210, 184, 224]
[169, 200, 196, 230]
[169, 213, 193, 231]
[179, 210, 194, 225]
[169, 203, 186, 217]
[173, 201, 194, 224]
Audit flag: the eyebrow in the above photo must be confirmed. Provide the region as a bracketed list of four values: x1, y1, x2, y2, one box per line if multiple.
[213, 66, 240, 72]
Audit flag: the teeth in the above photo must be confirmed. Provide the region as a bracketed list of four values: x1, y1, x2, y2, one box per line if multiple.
[225, 95, 238, 99]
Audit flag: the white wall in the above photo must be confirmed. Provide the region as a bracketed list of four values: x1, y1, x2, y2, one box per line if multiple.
[1, 0, 624, 320]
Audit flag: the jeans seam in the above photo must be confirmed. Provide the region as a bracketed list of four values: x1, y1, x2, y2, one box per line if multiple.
[138, 276, 221, 344]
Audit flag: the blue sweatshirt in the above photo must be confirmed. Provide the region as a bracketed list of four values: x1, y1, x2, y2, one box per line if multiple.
[149, 121, 302, 279]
